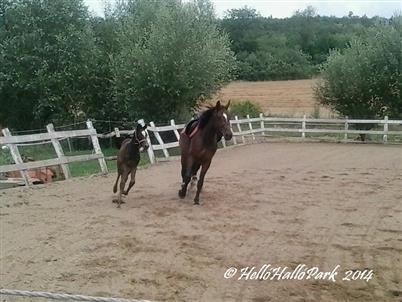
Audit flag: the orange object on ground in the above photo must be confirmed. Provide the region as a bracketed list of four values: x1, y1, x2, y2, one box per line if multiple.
[6, 167, 57, 184]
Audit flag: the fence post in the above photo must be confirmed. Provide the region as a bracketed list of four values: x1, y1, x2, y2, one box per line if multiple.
[247, 114, 255, 140]
[235, 116, 245, 144]
[344, 116, 348, 142]
[383, 116, 388, 143]
[221, 136, 227, 148]
[46, 123, 71, 179]
[2, 128, 30, 186]
[170, 119, 180, 141]
[301, 115, 306, 139]
[67, 138, 73, 153]
[86, 120, 108, 174]
[230, 121, 237, 145]
[138, 119, 155, 164]
[114, 127, 120, 138]
[259, 113, 265, 136]
[150, 121, 169, 158]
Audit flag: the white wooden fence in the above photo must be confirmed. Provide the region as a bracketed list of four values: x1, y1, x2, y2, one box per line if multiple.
[99, 115, 402, 164]
[0, 121, 107, 186]
[1, 115, 401, 186]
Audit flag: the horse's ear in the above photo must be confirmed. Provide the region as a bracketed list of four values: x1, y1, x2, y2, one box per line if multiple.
[225, 100, 231, 110]
[215, 100, 221, 110]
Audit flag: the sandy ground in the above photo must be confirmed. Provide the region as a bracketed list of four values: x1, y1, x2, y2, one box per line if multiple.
[217, 80, 335, 118]
[1, 142, 402, 302]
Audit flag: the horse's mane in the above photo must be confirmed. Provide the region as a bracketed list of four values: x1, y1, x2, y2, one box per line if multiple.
[197, 105, 216, 129]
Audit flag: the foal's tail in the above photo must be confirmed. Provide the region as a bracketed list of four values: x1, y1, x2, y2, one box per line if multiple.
[113, 173, 120, 193]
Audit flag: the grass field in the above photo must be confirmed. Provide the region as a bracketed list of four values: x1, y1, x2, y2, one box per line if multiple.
[216, 79, 335, 118]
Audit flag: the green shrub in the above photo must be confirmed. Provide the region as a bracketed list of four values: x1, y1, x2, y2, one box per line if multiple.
[0, 147, 13, 165]
[230, 100, 262, 118]
[315, 16, 402, 119]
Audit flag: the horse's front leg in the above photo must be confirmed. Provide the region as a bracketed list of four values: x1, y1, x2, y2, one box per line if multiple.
[190, 163, 201, 188]
[116, 169, 129, 208]
[194, 160, 211, 205]
[123, 168, 137, 195]
[179, 156, 193, 198]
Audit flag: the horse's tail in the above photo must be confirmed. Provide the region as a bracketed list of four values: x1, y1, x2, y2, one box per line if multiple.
[113, 173, 120, 193]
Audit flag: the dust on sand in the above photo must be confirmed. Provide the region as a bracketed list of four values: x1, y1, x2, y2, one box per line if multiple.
[1, 143, 401, 301]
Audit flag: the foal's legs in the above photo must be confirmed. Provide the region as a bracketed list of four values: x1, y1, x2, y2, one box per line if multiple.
[117, 169, 130, 208]
[123, 168, 137, 195]
[194, 160, 211, 205]
[178, 156, 193, 198]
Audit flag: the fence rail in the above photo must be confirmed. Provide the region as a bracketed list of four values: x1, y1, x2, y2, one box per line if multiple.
[0, 121, 107, 186]
[1, 115, 401, 186]
[97, 115, 402, 165]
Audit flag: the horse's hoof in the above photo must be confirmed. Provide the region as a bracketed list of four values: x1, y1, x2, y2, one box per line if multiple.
[178, 190, 186, 199]
[194, 200, 200, 205]
[113, 199, 125, 204]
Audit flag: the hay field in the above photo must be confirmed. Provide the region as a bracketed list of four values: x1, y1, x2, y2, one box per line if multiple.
[217, 79, 335, 118]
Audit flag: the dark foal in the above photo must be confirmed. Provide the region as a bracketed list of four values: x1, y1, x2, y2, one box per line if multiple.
[179, 100, 232, 204]
[113, 123, 149, 207]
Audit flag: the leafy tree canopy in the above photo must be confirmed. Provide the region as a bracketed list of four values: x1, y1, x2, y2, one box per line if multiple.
[315, 16, 402, 119]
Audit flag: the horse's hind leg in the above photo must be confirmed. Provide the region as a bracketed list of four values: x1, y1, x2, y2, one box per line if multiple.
[123, 168, 137, 195]
[113, 173, 121, 193]
[179, 157, 193, 198]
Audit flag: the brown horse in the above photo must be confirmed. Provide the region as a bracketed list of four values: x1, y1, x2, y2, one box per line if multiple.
[179, 101, 232, 205]
[113, 123, 149, 207]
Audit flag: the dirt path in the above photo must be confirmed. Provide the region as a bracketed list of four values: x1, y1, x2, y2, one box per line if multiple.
[1, 143, 401, 302]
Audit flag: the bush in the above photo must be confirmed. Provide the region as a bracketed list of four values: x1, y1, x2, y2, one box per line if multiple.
[315, 16, 402, 119]
[229, 100, 262, 118]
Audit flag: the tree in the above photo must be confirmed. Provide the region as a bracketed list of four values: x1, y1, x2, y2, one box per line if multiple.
[315, 16, 402, 119]
[112, 0, 236, 122]
[0, 0, 98, 130]
[82, 13, 121, 128]
[220, 6, 378, 80]
[224, 7, 261, 20]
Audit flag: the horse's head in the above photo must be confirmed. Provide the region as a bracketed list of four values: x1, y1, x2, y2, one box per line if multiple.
[134, 123, 149, 152]
[212, 100, 232, 141]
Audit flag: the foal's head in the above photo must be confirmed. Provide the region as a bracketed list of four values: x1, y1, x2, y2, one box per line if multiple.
[133, 123, 149, 152]
[208, 100, 232, 141]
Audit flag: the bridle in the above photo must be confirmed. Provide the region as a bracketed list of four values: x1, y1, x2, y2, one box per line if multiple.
[133, 130, 147, 146]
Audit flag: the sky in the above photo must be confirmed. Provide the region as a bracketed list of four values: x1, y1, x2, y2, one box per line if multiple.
[84, 0, 402, 18]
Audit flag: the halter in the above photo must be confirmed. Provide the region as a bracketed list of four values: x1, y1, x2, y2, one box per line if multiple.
[133, 130, 147, 145]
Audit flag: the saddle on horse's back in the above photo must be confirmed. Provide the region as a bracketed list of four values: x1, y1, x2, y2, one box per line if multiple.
[183, 117, 223, 142]
[183, 118, 200, 138]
